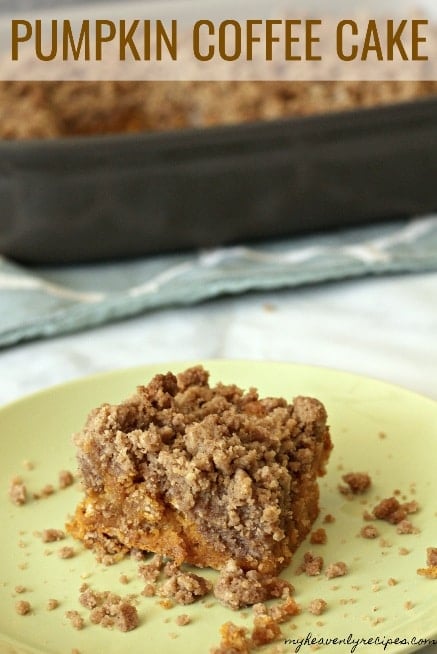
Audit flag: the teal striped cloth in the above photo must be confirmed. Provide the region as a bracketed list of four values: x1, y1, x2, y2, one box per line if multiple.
[1, 215, 436, 348]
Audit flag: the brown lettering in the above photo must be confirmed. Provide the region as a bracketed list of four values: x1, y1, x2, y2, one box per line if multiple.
[336, 20, 358, 61]
[95, 20, 116, 61]
[306, 20, 321, 61]
[387, 20, 408, 60]
[265, 19, 282, 61]
[285, 20, 302, 61]
[193, 20, 214, 61]
[246, 19, 263, 61]
[11, 20, 32, 60]
[63, 20, 90, 61]
[412, 19, 428, 61]
[119, 20, 140, 61]
[219, 20, 241, 61]
[156, 20, 177, 61]
[35, 19, 57, 61]
[362, 20, 383, 61]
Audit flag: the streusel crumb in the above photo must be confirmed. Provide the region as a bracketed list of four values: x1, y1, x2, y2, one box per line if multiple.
[251, 614, 281, 647]
[310, 528, 327, 545]
[59, 470, 74, 489]
[15, 600, 31, 615]
[308, 599, 327, 615]
[141, 583, 156, 597]
[159, 569, 211, 605]
[340, 473, 371, 495]
[65, 610, 85, 630]
[298, 552, 324, 576]
[325, 562, 348, 579]
[417, 567, 437, 579]
[79, 587, 139, 631]
[372, 497, 407, 524]
[34, 484, 55, 499]
[360, 525, 379, 539]
[214, 559, 293, 610]
[427, 548, 437, 566]
[58, 546, 75, 559]
[176, 614, 191, 626]
[417, 547, 437, 579]
[396, 519, 419, 535]
[210, 621, 250, 654]
[9, 477, 27, 506]
[41, 529, 65, 543]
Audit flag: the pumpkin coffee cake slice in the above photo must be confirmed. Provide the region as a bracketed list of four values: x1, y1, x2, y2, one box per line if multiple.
[67, 365, 332, 574]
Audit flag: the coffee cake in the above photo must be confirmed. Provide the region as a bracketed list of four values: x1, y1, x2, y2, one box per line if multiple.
[67, 365, 332, 574]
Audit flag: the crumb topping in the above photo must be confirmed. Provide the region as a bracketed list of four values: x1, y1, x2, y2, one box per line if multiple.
[41, 529, 65, 543]
[308, 599, 327, 615]
[176, 614, 191, 626]
[325, 562, 348, 579]
[213, 560, 293, 610]
[340, 473, 371, 495]
[138, 555, 163, 583]
[396, 520, 419, 535]
[65, 610, 85, 630]
[417, 547, 437, 579]
[297, 552, 324, 576]
[58, 546, 75, 559]
[211, 621, 251, 654]
[427, 547, 437, 567]
[9, 477, 27, 506]
[360, 525, 380, 539]
[159, 569, 211, 605]
[15, 600, 31, 615]
[59, 470, 74, 489]
[2, 81, 437, 142]
[34, 484, 55, 500]
[79, 587, 139, 631]
[310, 528, 327, 545]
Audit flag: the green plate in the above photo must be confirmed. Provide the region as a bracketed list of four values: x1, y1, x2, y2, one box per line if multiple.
[1, 360, 436, 654]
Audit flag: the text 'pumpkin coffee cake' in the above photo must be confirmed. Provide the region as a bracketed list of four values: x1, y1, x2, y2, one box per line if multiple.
[67, 366, 332, 575]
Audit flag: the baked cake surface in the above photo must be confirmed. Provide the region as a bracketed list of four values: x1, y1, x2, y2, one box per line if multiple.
[67, 365, 332, 574]
[2, 81, 437, 140]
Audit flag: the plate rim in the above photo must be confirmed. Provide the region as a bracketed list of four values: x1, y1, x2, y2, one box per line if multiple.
[2, 358, 436, 414]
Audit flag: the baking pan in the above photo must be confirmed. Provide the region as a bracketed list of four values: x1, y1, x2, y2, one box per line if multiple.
[0, 95, 437, 265]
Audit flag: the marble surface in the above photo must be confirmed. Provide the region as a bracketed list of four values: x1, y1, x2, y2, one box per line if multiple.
[1, 269, 436, 654]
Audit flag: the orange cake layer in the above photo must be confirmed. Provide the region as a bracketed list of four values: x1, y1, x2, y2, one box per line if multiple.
[67, 366, 332, 574]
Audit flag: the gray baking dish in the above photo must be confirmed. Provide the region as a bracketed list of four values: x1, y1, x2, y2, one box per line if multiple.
[0, 95, 436, 264]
